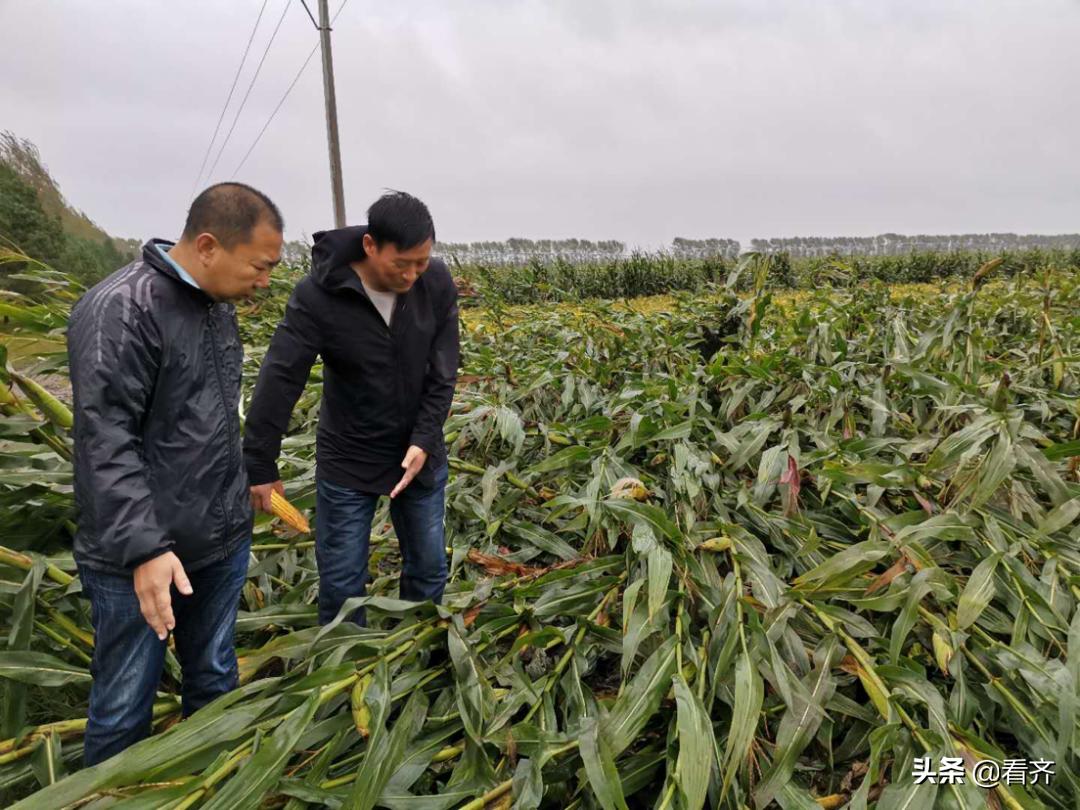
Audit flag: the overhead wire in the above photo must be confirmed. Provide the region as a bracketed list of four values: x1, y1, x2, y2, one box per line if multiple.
[231, 0, 351, 178]
[190, 0, 271, 196]
[203, 0, 294, 183]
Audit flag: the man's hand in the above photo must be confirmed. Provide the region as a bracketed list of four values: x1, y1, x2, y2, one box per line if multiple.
[133, 552, 192, 641]
[390, 445, 428, 498]
[250, 480, 285, 513]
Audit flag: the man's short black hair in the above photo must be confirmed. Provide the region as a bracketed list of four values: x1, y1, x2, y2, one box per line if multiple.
[367, 190, 435, 250]
[182, 182, 283, 249]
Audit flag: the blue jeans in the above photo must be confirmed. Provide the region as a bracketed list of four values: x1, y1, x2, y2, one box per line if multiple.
[76, 542, 250, 766]
[315, 461, 449, 625]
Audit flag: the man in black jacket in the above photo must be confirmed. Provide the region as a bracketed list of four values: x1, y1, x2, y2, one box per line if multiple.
[67, 182, 282, 765]
[245, 191, 459, 625]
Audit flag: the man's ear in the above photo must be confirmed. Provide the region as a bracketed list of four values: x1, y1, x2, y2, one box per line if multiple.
[194, 232, 220, 266]
[362, 232, 377, 259]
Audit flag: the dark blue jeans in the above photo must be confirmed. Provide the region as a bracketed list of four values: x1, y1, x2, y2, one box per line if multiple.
[315, 461, 449, 625]
[76, 541, 250, 766]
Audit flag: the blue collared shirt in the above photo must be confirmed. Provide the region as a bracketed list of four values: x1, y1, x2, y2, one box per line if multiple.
[155, 243, 201, 290]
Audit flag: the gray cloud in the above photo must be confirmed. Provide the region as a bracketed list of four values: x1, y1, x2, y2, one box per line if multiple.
[1, 0, 1077, 249]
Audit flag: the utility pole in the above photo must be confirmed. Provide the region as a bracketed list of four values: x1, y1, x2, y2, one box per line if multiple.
[318, 0, 346, 227]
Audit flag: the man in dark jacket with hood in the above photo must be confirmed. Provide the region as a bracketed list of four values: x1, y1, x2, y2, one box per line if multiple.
[244, 191, 459, 625]
[67, 182, 282, 765]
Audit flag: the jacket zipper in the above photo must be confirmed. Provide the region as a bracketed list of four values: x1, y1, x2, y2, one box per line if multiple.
[206, 303, 236, 558]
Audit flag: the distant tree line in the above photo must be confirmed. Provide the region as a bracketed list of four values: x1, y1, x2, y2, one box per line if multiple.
[435, 234, 1080, 264]
[0, 132, 135, 292]
[749, 233, 1080, 257]
[438, 238, 628, 265]
[281, 240, 312, 268]
[670, 238, 741, 260]
[5, 128, 1079, 291]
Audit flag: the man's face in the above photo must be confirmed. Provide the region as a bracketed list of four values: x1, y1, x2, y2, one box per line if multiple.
[362, 234, 432, 293]
[199, 221, 283, 301]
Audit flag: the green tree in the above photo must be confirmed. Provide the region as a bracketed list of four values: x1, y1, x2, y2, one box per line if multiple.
[0, 163, 64, 258]
[0, 163, 68, 291]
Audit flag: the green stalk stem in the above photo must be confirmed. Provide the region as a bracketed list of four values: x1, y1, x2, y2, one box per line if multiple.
[458, 741, 580, 810]
[168, 741, 254, 810]
[32, 620, 92, 664]
[0, 699, 180, 763]
[522, 584, 619, 725]
[809, 599, 1032, 810]
[0, 545, 74, 587]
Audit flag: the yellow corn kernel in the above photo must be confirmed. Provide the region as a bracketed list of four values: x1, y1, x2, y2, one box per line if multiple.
[269, 490, 310, 533]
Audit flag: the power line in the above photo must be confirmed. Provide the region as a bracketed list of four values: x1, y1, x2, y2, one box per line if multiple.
[190, 0, 270, 197]
[231, 0, 350, 178]
[298, 0, 319, 30]
[204, 0, 294, 183]
[231, 44, 318, 178]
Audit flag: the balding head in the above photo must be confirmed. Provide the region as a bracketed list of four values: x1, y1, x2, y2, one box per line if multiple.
[182, 182, 283, 249]
[170, 182, 283, 303]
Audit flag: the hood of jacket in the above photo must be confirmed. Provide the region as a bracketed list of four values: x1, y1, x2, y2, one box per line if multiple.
[310, 226, 370, 294]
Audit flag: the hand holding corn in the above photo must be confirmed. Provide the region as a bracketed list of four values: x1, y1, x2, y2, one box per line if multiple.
[250, 480, 286, 515]
[251, 481, 311, 533]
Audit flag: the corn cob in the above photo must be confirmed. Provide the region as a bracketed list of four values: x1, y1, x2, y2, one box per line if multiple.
[970, 256, 1003, 290]
[610, 476, 649, 501]
[10, 371, 73, 430]
[932, 630, 954, 677]
[350, 674, 373, 737]
[0, 382, 22, 410]
[269, 490, 310, 533]
[699, 536, 733, 553]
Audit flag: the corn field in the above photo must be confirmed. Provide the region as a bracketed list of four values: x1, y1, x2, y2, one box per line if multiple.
[444, 247, 1080, 307]
[1, 253, 1079, 809]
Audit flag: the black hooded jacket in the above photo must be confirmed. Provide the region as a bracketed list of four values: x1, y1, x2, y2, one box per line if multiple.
[66, 241, 253, 576]
[242, 226, 460, 494]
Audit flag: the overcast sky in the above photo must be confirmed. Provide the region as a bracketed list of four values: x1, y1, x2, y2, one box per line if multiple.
[1, 0, 1078, 249]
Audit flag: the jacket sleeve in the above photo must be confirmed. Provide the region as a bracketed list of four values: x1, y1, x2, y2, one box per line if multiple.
[67, 292, 171, 570]
[409, 276, 460, 457]
[243, 283, 322, 485]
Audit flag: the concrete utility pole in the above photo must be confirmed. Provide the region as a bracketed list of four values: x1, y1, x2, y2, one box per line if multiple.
[318, 0, 346, 227]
